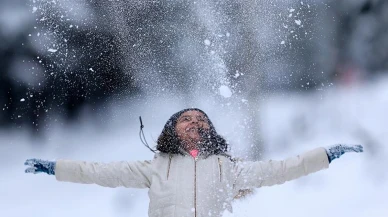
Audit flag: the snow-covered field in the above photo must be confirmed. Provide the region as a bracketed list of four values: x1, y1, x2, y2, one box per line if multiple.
[1, 76, 387, 217]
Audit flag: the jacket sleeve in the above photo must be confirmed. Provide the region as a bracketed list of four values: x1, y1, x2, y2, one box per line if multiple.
[233, 147, 329, 190]
[55, 159, 153, 188]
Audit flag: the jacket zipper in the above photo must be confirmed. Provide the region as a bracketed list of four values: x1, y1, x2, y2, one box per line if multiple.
[218, 157, 223, 182]
[194, 157, 198, 217]
[167, 154, 172, 180]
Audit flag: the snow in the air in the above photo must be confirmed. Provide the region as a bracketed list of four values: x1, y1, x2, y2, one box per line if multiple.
[47, 49, 57, 53]
[1, 0, 387, 217]
[219, 85, 232, 98]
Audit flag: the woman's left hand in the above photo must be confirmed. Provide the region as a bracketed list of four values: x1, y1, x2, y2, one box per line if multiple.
[325, 144, 363, 163]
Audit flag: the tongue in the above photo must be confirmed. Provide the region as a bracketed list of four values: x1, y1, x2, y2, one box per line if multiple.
[189, 149, 199, 158]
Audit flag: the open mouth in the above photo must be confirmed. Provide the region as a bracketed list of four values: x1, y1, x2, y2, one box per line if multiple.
[186, 127, 209, 137]
[186, 127, 199, 132]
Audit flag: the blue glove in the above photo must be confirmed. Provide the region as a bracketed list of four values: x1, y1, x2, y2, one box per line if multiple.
[24, 159, 56, 175]
[325, 144, 363, 163]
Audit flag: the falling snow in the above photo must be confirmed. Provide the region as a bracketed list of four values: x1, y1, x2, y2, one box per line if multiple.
[219, 85, 232, 98]
[1, 1, 386, 216]
[47, 49, 58, 53]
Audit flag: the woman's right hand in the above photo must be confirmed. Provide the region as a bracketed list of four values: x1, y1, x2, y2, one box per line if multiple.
[24, 159, 56, 175]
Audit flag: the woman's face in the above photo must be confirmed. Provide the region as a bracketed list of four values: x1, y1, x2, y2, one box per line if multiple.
[175, 110, 210, 145]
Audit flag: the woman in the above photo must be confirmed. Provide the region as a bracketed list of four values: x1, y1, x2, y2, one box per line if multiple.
[25, 108, 363, 217]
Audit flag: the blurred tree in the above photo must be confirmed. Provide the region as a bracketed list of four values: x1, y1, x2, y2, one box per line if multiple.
[0, 0, 136, 132]
[328, 0, 388, 83]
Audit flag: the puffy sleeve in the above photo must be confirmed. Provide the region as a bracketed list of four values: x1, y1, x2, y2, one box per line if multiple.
[233, 147, 329, 190]
[55, 159, 153, 188]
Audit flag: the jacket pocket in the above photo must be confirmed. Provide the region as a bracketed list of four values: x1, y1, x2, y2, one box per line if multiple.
[218, 157, 223, 182]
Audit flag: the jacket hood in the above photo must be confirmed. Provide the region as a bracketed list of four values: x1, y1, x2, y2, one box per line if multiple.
[156, 108, 228, 156]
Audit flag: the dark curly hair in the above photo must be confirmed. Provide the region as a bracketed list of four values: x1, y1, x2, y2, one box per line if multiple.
[156, 108, 229, 155]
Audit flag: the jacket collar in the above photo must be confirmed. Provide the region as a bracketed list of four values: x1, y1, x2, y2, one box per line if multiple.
[177, 147, 232, 160]
[178, 147, 213, 159]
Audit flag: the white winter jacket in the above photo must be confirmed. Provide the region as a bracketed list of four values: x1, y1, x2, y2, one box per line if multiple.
[55, 147, 329, 217]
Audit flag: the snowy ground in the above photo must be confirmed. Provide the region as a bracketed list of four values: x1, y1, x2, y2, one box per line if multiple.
[1, 76, 387, 217]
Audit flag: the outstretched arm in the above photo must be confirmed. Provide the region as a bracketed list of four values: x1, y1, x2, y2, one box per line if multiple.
[25, 158, 153, 189]
[233, 144, 363, 190]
